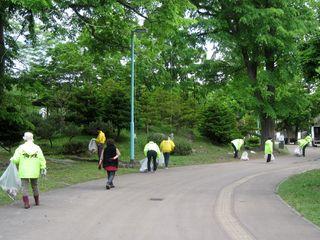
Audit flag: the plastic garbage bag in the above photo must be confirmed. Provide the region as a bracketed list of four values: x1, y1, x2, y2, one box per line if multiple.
[158, 153, 165, 167]
[88, 138, 98, 153]
[0, 162, 21, 200]
[265, 154, 275, 162]
[294, 146, 302, 156]
[240, 151, 249, 161]
[139, 158, 148, 172]
[271, 154, 275, 161]
[140, 153, 165, 172]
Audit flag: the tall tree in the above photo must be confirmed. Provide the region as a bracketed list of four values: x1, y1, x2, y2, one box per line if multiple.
[191, 0, 316, 144]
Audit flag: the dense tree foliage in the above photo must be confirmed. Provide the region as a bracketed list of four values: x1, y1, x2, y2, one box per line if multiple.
[199, 95, 239, 144]
[0, 0, 319, 149]
[190, 0, 317, 143]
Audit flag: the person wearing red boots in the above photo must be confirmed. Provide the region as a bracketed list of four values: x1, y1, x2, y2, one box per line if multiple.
[10, 132, 46, 209]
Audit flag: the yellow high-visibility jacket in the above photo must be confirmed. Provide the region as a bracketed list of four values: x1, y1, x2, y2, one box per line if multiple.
[160, 140, 175, 153]
[96, 131, 106, 144]
[10, 142, 46, 179]
[264, 139, 273, 155]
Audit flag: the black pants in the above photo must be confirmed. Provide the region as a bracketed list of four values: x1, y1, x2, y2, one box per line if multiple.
[302, 145, 307, 157]
[163, 152, 170, 167]
[266, 154, 271, 162]
[231, 143, 238, 158]
[147, 150, 157, 172]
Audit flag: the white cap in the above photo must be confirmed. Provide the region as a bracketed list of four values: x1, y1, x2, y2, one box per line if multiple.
[23, 132, 34, 142]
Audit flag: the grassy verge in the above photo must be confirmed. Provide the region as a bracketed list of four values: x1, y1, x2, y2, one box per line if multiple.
[278, 169, 320, 226]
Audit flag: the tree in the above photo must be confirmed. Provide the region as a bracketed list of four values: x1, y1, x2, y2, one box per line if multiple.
[66, 84, 101, 125]
[101, 80, 130, 138]
[0, 88, 35, 152]
[0, 108, 31, 152]
[191, 0, 317, 144]
[199, 95, 238, 144]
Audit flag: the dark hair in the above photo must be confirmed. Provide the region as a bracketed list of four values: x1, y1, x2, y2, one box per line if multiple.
[107, 139, 115, 145]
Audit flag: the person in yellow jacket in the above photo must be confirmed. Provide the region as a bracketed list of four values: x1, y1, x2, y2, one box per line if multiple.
[298, 135, 312, 157]
[265, 137, 273, 163]
[10, 132, 46, 209]
[96, 128, 106, 160]
[160, 137, 175, 169]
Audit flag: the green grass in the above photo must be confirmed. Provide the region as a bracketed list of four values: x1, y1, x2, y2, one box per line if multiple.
[278, 169, 320, 226]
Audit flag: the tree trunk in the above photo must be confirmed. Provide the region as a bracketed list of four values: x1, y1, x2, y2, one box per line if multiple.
[260, 114, 275, 146]
[263, 47, 276, 144]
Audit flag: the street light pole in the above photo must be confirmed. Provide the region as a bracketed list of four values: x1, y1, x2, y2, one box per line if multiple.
[130, 30, 135, 164]
[130, 29, 146, 165]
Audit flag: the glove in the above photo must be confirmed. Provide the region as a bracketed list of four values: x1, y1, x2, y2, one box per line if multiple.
[41, 168, 47, 176]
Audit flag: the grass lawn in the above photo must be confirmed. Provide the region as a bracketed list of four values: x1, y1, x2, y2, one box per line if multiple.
[0, 132, 260, 206]
[278, 169, 320, 226]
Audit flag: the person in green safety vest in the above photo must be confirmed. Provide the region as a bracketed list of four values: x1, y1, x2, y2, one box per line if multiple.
[265, 137, 273, 163]
[231, 138, 245, 158]
[297, 135, 312, 157]
[10, 132, 46, 209]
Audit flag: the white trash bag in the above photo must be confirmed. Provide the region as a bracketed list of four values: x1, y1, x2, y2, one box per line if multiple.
[265, 154, 275, 162]
[0, 162, 21, 200]
[294, 146, 302, 156]
[240, 151, 249, 161]
[140, 156, 162, 172]
[88, 138, 98, 153]
[139, 158, 148, 172]
[158, 153, 165, 167]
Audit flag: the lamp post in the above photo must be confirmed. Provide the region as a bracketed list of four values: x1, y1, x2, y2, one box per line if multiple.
[130, 29, 146, 164]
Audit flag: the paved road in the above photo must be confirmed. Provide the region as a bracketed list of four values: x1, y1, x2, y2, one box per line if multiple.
[1, 146, 320, 240]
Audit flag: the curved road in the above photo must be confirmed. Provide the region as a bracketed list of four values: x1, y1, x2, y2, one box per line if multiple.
[1, 146, 320, 240]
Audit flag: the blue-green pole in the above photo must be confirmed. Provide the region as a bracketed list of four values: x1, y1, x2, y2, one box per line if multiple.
[130, 31, 135, 162]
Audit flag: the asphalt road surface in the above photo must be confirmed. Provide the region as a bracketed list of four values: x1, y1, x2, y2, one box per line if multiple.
[1, 146, 320, 240]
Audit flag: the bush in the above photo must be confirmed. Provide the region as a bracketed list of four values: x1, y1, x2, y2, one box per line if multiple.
[84, 120, 115, 138]
[63, 123, 82, 142]
[199, 99, 239, 144]
[245, 136, 260, 150]
[147, 133, 166, 145]
[38, 143, 63, 155]
[172, 139, 192, 156]
[62, 142, 87, 155]
[0, 106, 33, 152]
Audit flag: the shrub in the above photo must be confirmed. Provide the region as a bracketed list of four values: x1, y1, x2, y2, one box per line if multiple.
[38, 143, 63, 155]
[62, 142, 87, 155]
[147, 133, 166, 145]
[199, 99, 239, 144]
[0, 109, 32, 152]
[172, 139, 192, 156]
[245, 136, 260, 150]
[63, 123, 82, 142]
[84, 120, 115, 138]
